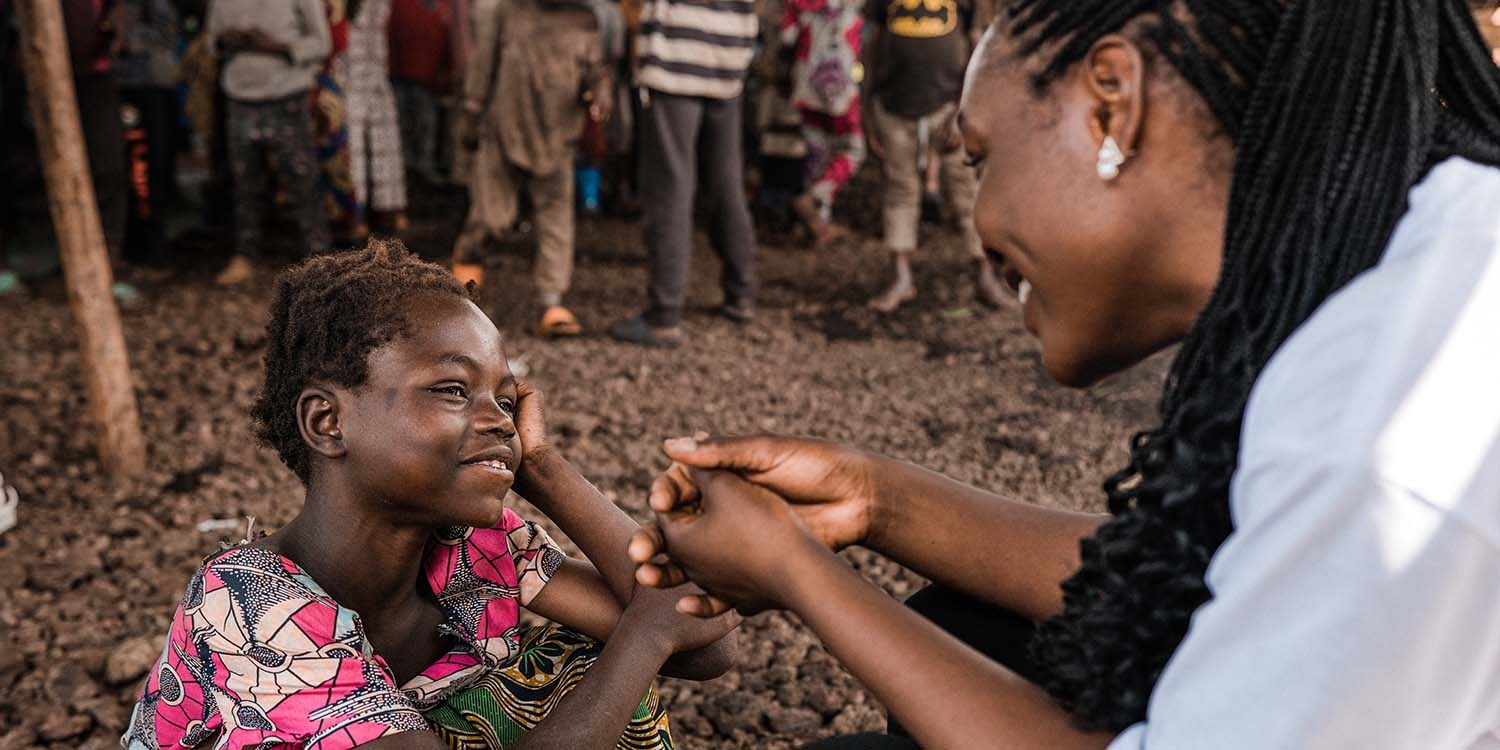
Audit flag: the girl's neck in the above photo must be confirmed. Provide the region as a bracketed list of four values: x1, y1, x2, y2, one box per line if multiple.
[271, 485, 435, 622]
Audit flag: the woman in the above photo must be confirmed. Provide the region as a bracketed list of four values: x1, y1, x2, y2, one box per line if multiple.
[628, 1, 1500, 748]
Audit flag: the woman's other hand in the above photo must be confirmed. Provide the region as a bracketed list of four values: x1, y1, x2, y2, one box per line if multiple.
[631, 468, 833, 617]
[647, 434, 880, 552]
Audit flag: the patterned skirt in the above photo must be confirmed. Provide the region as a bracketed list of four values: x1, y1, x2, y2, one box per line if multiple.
[424, 627, 675, 750]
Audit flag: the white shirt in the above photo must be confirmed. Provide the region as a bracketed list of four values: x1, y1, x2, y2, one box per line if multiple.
[206, 0, 330, 102]
[1109, 157, 1500, 750]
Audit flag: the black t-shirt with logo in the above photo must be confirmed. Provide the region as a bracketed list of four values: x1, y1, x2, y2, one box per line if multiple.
[865, 0, 973, 119]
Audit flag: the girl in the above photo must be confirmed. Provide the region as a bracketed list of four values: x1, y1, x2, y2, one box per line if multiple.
[631, 2, 1500, 748]
[780, 0, 864, 246]
[124, 240, 738, 749]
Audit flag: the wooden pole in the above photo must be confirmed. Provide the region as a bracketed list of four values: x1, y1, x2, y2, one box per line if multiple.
[14, 0, 147, 477]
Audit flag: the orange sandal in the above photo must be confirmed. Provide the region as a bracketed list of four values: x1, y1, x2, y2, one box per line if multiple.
[453, 262, 484, 291]
[535, 305, 583, 338]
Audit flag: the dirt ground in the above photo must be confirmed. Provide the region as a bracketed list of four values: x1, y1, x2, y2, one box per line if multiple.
[0, 170, 1168, 749]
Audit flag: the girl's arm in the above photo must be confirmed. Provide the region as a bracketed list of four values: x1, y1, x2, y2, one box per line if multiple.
[512, 381, 740, 678]
[357, 585, 731, 750]
[517, 449, 741, 679]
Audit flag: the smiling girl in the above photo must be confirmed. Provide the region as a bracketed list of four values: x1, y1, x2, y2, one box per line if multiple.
[630, 1, 1500, 748]
[124, 240, 738, 750]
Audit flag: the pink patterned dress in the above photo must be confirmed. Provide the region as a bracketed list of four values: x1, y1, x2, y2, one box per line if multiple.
[122, 509, 565, 749]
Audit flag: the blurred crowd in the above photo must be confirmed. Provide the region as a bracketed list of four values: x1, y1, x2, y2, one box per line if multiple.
[0, 0, 1012, 339]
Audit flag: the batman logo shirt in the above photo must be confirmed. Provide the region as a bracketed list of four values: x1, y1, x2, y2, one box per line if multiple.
[886, 0, 957, 38]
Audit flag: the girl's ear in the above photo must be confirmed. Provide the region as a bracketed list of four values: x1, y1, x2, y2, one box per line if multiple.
[297, 388, 347, 462]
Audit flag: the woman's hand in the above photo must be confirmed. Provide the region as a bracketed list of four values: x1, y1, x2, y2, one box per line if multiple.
[646, 434, 881, 552]
[630, 467, 835, 617]
[621, 578, 743, 655]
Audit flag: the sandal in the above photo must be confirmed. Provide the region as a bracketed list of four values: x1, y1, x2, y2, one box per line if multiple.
[535, 305, 583, 338]
[453, 261, 484, 291]
[608, 315, 682, 348]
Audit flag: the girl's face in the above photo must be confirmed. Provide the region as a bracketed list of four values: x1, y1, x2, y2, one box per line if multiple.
[336, 294, 523, 529]
[956, 29, 1229, 386]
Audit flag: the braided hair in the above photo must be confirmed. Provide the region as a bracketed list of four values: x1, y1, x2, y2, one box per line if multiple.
[251, 239, 474, 483]
[988, 0, 1500, 731]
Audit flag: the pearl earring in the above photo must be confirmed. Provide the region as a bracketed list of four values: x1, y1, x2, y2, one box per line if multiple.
[1097, 135, 1126, 181]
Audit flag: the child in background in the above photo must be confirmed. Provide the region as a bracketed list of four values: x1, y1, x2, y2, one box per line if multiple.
[207, 0, 332, 286]
[341, 0, 409, 233]
[312, 0, 363, 243]
[861, 0, 1005, 312]
[389, 0, 455, 186]
[123, 240, 736, 750]
[781, 0, 863, 246]
[452, 0, 613, 338]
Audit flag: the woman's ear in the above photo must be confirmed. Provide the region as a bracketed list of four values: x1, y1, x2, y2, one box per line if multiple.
[1081, 34, 1147, 159]
[297, 388, 347, 462]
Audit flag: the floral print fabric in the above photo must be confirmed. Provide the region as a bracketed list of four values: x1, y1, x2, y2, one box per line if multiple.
[123, 508, 565, 750]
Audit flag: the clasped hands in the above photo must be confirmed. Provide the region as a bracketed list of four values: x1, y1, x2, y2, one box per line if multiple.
[626, 434, 880, 618]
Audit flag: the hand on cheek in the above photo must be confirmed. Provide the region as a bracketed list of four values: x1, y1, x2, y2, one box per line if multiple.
[632, 469, 825, 616]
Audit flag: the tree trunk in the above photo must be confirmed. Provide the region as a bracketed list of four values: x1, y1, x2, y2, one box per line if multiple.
[14, 0, 147, 478]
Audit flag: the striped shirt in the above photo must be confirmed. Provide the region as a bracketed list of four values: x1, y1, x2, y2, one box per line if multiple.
[636, 0, 757, 99]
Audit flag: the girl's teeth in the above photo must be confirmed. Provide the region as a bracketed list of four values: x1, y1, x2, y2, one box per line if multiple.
[1018, 279, 1032, 306]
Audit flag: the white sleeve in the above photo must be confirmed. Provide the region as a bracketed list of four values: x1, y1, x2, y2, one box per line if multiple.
[290, 0, 331, 66]
[1105, 453, 1500, 750]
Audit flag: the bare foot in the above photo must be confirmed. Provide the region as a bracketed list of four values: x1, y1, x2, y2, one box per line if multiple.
[869, 276, 916, 313]
[974, 258, 1009, 309]
[812, 221, 848, 247]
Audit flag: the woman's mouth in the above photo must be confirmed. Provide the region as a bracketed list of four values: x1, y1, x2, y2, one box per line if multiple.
[470, 459, 510, 472]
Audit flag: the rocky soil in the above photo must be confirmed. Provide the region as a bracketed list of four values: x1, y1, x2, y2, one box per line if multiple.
[0, 170, 1167, 748]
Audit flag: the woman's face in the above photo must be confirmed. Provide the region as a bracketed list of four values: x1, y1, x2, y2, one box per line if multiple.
[957, 29, 1229, 386]
[335, 294, 523, 529]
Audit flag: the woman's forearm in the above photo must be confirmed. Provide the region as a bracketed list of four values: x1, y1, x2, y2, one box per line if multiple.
[509, 613, 674, 750]
[863, 453, 1105, 621]
[783, 539, 1115, 750]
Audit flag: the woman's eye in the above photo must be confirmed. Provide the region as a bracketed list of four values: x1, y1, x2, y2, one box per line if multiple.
[964, 155, 986, 171]
[497, 399, 515, 414]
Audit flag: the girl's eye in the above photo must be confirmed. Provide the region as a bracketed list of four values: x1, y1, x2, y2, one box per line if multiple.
[434, 385, 468, 399]
[964, 155, 986, 171]
[497, 398, 515, 414]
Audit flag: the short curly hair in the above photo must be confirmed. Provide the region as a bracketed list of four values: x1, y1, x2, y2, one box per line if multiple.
[251, 239, 474, 483]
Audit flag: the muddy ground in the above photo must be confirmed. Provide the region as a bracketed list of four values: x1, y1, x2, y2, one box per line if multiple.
[0, 169, 1167, 748]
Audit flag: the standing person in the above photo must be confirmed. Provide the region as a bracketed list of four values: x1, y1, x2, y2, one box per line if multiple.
[861, 0, 1004, 312]
[629, 2, 1500, 749]
[114, 0, 182, 269]
[341, 0, 408, 234]
[67, 0, 136, 298]
[451, 0, 614, 338]
[607, 0, 758, 347]
[207, 0, 332, 286]
[311, 0, 363, 243]
[388, 0, 454, 186]
[781, 0, 863, 246]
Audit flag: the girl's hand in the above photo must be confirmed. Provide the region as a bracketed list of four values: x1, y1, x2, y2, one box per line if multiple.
[646, 434, 879, 552]
[631, 468, 832, 617]
[513, 378, 554, 465]
[622, 579, 743, 654]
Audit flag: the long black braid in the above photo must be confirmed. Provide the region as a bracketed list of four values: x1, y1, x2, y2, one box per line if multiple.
[991, 0, 1500, 731]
